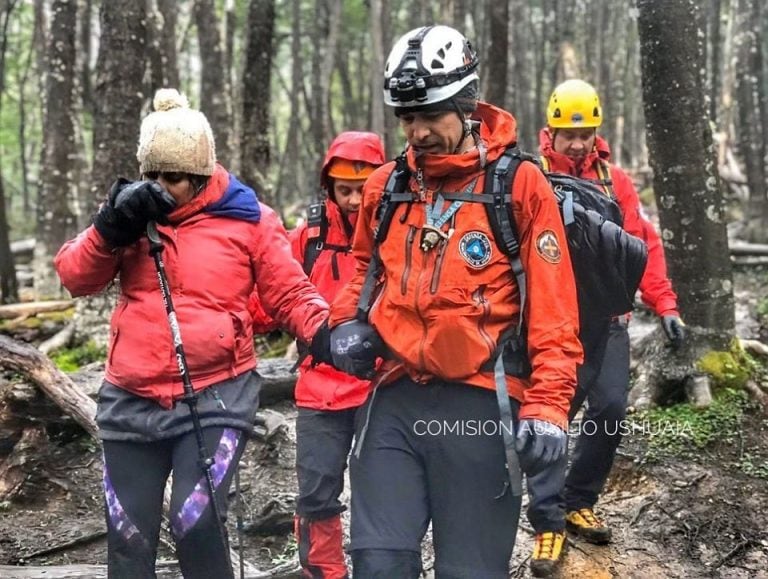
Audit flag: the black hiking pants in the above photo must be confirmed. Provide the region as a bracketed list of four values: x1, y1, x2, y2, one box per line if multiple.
[102, 426, 246, 579]
[527, 318, 629, 531]
[349, 377, 522, 578]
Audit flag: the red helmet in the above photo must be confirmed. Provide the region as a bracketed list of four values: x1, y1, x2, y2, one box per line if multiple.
[320, 131, 386, 194]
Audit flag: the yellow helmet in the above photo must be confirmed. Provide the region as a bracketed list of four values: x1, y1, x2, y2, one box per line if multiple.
[546, 79, 602, 129]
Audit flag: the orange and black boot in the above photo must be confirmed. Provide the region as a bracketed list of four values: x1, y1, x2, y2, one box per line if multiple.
[565, 508, 612, 544]
[295, 515, 349, 579]
[530, 530, 567, 578]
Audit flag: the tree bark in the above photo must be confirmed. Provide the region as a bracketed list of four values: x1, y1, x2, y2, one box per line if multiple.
[637, 0, 735, 355]
[241, 0, 275, 203]
[0, 0, 19, 304]
[35, 0, 79, 299]
[734, 0, 767, 242]
[194, 0, 233, 169]
[368, 0, 386, 146]
[484, 0, 509, 109]
[83, 0, 147, 345]
[147, 0, 180, 93]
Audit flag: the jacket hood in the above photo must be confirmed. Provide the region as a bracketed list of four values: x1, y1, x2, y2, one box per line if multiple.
[405, 101, 518, 178]
[321, 131, 386, 190]
[167, 164, 261, 224]
[538, 127, 612, 175]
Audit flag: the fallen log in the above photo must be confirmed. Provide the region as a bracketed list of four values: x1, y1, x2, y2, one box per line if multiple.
[0, 335, 97, 437]
[0, 301, 74, 320]
[0, 426, 46, 500]
[0, 335, 262, 575]
[729, 241, 768, 256]
[256, 357, 298, 404]
[38, 322, 75, 355]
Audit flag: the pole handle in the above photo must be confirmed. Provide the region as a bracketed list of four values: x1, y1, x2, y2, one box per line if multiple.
[147, 221, 163, 254]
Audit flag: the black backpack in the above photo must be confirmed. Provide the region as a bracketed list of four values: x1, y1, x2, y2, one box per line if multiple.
[301, 201, 352, 279]
[355, 146, 648, 326]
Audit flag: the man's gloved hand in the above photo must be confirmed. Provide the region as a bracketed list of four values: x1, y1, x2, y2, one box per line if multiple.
[93, 178, 176, 248]
[308, 320, 333, 367]
[515, 418, 567, 476]
[330, 320, 385, 379]
[661, 315, 685, 350]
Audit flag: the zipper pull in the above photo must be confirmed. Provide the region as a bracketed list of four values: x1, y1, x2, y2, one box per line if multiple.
[211, 389, 227, 410]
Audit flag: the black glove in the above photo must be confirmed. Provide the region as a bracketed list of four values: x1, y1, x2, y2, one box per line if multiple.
[308, 320, 333, 367]
[661, 315, 685, 350]
[93, 178, 176, 248]
[329, 321, 385, 379]
[515, 418, 567, 476]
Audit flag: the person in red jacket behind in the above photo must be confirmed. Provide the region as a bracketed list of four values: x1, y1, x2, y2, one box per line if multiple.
[291, 131, 384, 578]
[54, 89, 328, 579]
[247, 131, 385, 578]
[525, 79, 685, 577]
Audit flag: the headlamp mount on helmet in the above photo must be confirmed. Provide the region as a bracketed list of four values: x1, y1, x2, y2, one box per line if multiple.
[384, 25, 479, 107]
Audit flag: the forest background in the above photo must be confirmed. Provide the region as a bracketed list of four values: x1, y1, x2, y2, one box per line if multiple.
[0, 0, 766, 374]
[0, 1, 768, 575]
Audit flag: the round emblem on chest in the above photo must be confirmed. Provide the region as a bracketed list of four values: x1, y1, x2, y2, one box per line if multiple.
[459, 231, 493, 269]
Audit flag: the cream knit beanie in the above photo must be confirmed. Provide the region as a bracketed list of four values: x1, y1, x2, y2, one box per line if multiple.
[136, 89, 216, 176]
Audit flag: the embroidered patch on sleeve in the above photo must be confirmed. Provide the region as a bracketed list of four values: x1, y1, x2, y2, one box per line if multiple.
[536, 230, 562, 264]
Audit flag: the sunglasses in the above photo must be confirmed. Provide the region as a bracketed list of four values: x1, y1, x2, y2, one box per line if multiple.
[144, 171, 188, 184]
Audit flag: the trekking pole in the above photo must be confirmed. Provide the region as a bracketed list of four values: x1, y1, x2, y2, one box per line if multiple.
[235, 464, 245, 579]
[146, 221, 233, 572]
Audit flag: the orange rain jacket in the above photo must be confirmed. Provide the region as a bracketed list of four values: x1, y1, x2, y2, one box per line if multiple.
[329, 103, 583, 428]
[539, 128, 679, 317]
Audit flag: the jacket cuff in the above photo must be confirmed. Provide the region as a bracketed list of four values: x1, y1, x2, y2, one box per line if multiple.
[518, 402, 568, 431]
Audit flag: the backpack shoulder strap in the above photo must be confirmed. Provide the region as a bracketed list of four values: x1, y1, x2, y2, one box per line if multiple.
[356, 153, 412, 321]
[595, 158, 615, 198]
[302, 201, 328, 276]
[482, 146, 539, 334]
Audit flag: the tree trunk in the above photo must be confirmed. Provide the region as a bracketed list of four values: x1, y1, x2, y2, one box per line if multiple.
[82, 0, 147, 345]
[241, 0, 275, 204]
[0, 0, 19, 304]
[637, 0, 735, 355]
[194, 0, 233, 169]
[734, 0, 768, 242]
[78, 0, 93, 113]
[309, 0, 343, 184]
[274, 0, 302, 206]
[147, 0, 180, 93]
[484, 0, 509, 109]
[35, 0, 79, 299]
[368, 0, 386, 147]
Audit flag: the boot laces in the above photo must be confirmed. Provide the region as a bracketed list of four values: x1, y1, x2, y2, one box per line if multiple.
[579, 508, 603, 528]
[536, 532, 558, 559]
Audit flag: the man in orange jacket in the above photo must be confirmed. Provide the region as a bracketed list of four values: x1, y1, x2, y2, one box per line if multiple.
[526, 79, 684, 577]
[314, 25, 583, 578]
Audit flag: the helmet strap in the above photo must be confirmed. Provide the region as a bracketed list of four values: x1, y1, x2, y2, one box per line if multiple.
[450, 97, 473, 154]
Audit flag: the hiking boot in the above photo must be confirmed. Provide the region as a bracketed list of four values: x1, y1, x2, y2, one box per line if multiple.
[530, 531, 567, 578]
[565, 508, 612, 544]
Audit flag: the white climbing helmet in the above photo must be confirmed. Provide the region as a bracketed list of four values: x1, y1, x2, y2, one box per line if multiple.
[383, 25, 479, 109]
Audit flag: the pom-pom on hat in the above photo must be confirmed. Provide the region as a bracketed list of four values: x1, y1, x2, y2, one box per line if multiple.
[137, 88, 216, 176]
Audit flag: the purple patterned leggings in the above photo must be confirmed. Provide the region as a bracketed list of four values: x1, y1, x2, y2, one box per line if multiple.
[102, 427, 245, 579]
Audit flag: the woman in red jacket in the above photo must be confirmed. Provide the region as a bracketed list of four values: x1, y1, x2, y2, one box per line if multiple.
[251, 131, 385, 578]
[526, 79, 685, 578]
[54, 89, 328, 579]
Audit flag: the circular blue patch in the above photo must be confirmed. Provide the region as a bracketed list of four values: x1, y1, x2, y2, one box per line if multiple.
[459, 231, 492, 269]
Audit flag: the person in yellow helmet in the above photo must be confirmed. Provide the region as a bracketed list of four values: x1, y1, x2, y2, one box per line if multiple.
[525, 79, 684, 578]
